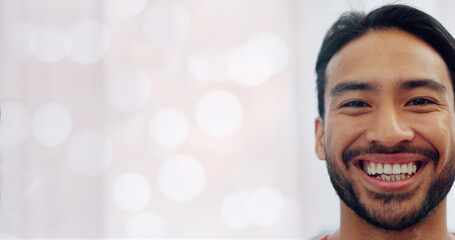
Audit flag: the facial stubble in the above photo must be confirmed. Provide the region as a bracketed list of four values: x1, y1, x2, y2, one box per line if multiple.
[325, 143, 455, 231]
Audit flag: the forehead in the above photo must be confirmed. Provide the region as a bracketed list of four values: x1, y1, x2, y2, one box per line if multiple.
[325, 29, 452, 95]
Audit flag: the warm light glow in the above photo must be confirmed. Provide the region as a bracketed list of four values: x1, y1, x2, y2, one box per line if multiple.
[158, 155, 206, 202]
[227, 32, 288, 87]
[104, 64, 151, 112]
[187, 47, 227, 83]
[32, 102, 72, 146]
[0, 0, 319, 237]
[246, 32, 288, 74]
[112, 172, 151, 212]
[110, 0, 148, 18]
[196, 90, 243, 137]
[149, 108, 189, 148]
[221, 191, 251, 229]
[246, 187, 286, 227]
[142, 0, 189, 45]
[66, 19, 110, 64]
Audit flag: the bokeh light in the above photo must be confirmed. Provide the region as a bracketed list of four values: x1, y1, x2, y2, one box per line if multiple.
[66, 19, 110, 64]
[31, 25, 69, 62]
[196, 90, 243, 137]
[221, 191, 251, 229]
[67, 128, 113, 177]
[149, 108, 189, 148]
[112, 172, 151, 212]
[142, 0, 189, 45]
[104, 64, 151, 112]
[187, 47, 227, 83]
[110, 0, 148, 18]
[227, 32, 288, 87]
[246, 187, 286, 227]
[32, 102, 72, 146]
[125, 211, 167, 238]
[227, 45, 269, 87]
[0, 101, 31, 148]
[246, 32, 288, 74]
[4, 1, 451, 238]
[158, 155, 206, 202]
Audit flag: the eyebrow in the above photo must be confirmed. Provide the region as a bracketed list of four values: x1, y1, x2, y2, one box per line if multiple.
[329, 78, 447, 97]
[330, 82, 377, 97]
[398, 79, 447, 93]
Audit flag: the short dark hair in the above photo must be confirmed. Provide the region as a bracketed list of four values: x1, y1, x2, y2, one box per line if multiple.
[315, 4, 455, 117]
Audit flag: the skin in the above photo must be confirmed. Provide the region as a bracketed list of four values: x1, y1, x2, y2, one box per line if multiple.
[314, 29, 455, 240]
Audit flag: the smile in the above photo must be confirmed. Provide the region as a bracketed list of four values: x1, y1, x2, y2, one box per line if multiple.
[360, 160, 422, 181]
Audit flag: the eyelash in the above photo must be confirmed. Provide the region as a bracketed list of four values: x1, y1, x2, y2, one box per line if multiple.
[339, 98, 437, 108]
[340, 100, 371, 108]
[405, 98, 438, 106]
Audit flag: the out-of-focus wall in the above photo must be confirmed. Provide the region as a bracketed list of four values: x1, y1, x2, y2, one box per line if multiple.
[1, 0, 455, 239]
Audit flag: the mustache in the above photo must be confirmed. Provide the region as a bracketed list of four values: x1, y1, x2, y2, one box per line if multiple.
[342, 143, 440, 168]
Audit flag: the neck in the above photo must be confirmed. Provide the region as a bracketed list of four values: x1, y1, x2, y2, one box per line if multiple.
[331, 199, 453, 240]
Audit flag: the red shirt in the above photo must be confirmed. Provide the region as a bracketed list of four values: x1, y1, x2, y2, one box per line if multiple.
[317, 234, 329, 240]
[317, 233, 455, 240]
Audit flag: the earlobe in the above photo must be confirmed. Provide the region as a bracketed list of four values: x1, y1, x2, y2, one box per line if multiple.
[315, 116, 326, 161]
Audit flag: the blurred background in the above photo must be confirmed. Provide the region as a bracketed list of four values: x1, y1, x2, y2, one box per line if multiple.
[2, 0, 455, 239]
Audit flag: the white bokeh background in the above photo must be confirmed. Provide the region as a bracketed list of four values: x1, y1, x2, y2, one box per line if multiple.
[1, 0, 455, 239]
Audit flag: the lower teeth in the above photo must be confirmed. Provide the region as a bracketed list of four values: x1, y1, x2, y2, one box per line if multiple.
[374, 173, 411, 181]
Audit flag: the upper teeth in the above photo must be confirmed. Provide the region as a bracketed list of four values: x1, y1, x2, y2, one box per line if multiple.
[364, 162, 417, 176]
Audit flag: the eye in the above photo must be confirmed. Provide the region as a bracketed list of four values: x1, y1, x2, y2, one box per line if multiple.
[340, 100, 371, 108]
[406, 98, 437, 106]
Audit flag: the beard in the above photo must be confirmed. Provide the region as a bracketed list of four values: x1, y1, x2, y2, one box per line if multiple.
[326, 143, 455, 231]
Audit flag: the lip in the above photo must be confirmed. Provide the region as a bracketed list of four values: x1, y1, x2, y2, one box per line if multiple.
[352, 153, 429, 192]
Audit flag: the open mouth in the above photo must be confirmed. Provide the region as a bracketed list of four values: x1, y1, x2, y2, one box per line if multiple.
[359, 161, 422, 181]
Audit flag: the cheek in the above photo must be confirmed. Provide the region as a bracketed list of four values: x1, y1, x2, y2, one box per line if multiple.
[325, 117, 366, 158]
[411, 114, 455, 171]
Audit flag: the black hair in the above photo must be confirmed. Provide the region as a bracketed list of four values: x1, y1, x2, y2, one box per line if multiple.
[315, 4, 455, 118]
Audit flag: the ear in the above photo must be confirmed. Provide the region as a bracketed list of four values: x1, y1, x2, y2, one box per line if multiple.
[315, 116, 326, 160]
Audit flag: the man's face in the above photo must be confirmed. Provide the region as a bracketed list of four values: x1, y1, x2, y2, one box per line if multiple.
[315, 29, 455, 230]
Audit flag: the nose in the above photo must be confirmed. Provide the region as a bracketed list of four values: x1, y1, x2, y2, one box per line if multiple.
[365, 107, 414, 147]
